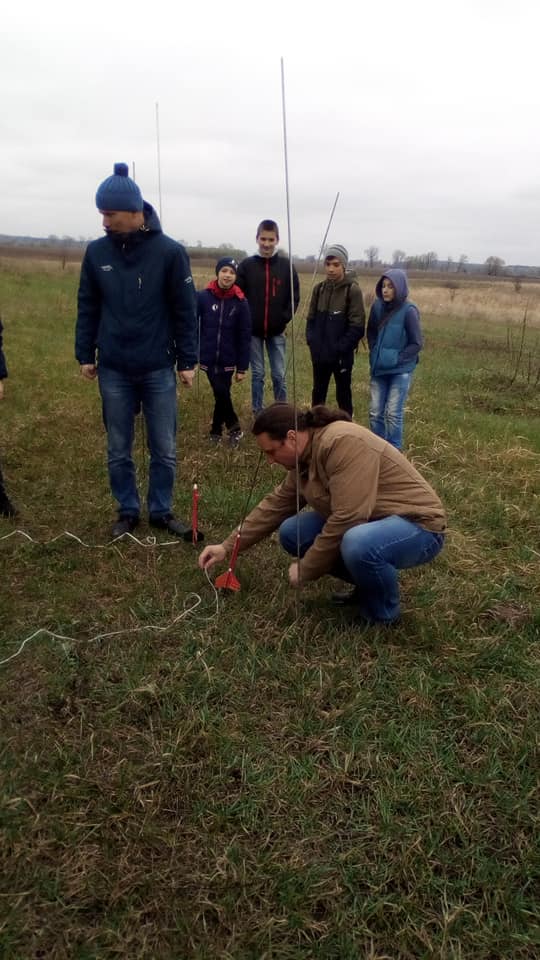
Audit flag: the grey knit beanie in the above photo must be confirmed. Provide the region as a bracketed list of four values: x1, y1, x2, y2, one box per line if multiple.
[325, 244, 348, 268]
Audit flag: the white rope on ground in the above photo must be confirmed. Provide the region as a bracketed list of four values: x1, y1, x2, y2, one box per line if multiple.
[0, 528, 189, 548]
[0, 569, 220, 669]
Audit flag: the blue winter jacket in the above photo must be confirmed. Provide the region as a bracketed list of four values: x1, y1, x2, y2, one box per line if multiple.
[197, 283, 251, 373]
[75, 203, 197, 374]
[367, 269, 422, 377]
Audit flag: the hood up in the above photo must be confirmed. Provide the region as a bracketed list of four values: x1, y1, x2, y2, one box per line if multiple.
[375, 268, 408, 304]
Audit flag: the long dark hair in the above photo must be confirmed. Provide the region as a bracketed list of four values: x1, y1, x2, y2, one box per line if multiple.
[252, 403, 351, 441]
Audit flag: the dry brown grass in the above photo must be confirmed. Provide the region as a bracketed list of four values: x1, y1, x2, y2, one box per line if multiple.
[409, 278, 540, 328]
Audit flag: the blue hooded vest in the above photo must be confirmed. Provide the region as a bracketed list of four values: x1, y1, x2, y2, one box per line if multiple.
[368, 269, 421, 377]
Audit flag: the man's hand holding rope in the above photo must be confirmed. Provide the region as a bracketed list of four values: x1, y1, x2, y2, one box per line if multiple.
[199, 543, 226, 570]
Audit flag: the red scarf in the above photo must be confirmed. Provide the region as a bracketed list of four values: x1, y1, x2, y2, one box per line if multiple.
[206, 279, 245, 300]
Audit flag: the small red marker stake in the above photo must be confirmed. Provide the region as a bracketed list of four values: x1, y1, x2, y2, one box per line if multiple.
[214, 530, 241, 592]
[182, 482, 204, 543]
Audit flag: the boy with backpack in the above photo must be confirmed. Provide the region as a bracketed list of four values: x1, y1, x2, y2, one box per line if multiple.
[306, 244, 365, 416]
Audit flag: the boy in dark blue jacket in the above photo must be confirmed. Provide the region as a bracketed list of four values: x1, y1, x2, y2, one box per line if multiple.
[197, 258, 251, 446]
[367, 269, 422, 450]
[76, 163, 197, 538]
[0, 318, 17, 518]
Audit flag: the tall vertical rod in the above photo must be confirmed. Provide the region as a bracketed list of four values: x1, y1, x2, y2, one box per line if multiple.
[155, 101, 163, 223]
[280, 58, 296, 420]
[280, 57, 302, 603]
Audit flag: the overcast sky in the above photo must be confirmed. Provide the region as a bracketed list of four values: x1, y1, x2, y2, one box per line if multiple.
[2, 0, 539, 265]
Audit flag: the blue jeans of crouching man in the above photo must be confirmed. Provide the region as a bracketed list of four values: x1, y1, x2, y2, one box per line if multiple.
[369, 372, 413, 450]
[279, 511, 444, 623]
[98, 365, 177, 518]
[250, 334, 287, 414]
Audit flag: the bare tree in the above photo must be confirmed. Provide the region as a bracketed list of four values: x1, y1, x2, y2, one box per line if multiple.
[392, 249, 406, 265]
[364, 246, 379, 268]
[485, 256, 505, 276]
[457, 254, 468, 272]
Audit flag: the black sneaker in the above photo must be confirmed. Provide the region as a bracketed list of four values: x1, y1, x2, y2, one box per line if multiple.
[149, 513, 191, 537]
[111, 515, 139, 538]
[208, 433, 222, 445]
[228, 428, 244, 448]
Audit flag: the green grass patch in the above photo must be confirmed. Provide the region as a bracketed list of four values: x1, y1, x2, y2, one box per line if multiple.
[0, 261, 538, 958]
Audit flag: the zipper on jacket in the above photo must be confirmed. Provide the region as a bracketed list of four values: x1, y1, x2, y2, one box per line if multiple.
[264, 261, 270, 337]
[215, 301, 223, 364]
[138, 276, 142, 292]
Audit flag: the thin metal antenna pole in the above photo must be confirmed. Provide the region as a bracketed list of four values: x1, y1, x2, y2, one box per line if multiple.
[284, 190, 340, 379]
[317, 191, 340, 268]
[155, 101, 163, 224]
[280, 58, 297, 422]
[280, 57, 302, 611]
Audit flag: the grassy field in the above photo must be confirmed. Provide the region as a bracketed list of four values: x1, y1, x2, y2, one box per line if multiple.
[0, 258, 539, 959]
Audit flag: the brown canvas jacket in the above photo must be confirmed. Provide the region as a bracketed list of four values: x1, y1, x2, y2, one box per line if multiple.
[223, 421, 446, 581]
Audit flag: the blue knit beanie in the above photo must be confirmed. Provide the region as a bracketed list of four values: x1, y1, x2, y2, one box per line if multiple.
[215, 257, 238, 275]
[95, 163, 144, 212]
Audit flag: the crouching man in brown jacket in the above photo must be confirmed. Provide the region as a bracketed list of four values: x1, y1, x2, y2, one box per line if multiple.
[198, 403, 446, 624]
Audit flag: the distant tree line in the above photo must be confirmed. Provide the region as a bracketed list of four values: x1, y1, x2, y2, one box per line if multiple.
[358, 247, 520, 277]
[2, 234, 538, 278]
[187, 241, 248, 262]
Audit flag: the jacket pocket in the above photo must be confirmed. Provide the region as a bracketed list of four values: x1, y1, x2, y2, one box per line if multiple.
[379, 347, 399, 369]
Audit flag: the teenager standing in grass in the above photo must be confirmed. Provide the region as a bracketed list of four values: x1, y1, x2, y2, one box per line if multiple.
[0, 318, 17, 518]
[236, 220, 300, 416]
[306, 244, 365, 416]
[197, 257, 251, 447]
[75, 163, 197, 539]
[199, 403, 446, 625]
[367, 268, 422, 450]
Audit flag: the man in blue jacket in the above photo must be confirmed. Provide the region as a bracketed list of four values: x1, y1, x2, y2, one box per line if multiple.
[76, 163, 197, 538]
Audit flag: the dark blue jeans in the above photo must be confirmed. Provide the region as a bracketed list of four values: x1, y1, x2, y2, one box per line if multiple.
[250, 335, 287, 413]
[98, 366, 177, 517]
[279, 511, 444, 622]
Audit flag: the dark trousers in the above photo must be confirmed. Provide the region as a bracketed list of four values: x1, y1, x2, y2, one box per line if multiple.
[0, 459, 13, 510]
[311, 360, 353, 416]
[207, 370, 240, 435]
